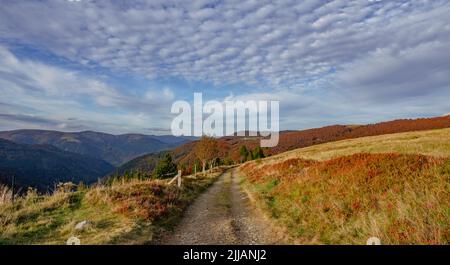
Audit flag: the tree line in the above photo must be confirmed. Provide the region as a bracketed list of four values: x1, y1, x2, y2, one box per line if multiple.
[115, 135, 266, 181]
[239, 145, 265, 162]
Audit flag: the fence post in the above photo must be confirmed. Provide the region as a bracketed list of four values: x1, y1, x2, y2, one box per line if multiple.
[177, 170, 182, 188]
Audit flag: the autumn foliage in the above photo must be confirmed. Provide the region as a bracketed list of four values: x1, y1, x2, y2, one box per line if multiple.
[240, 153, 450, 244]
[194, 135, 219, 173]
[171, 115, 450, 171]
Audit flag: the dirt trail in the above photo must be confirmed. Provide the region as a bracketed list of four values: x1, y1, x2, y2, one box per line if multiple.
[162, 168, 284, 245]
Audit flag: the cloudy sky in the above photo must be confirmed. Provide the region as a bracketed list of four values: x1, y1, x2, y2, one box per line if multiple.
[1, 0, 449, 134]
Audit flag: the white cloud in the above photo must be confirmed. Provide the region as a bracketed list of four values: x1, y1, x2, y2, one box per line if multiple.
[1, 0, 448, 89]
[0, 0, 450, 132]
[337, 41, 450, 102]
[0, 46, 174, 133]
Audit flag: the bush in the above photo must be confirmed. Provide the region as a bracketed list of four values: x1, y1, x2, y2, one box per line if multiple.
[153, 153, 178, 179]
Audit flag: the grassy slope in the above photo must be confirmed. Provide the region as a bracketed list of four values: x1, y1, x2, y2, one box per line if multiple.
[266, 128, 450, 163]
[239, 128, 450, 244]
[0, 170, 223, 245]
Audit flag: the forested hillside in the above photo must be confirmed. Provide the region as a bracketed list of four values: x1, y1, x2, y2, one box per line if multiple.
[0, 139, 114, 192]
[0, 130, 195, 166]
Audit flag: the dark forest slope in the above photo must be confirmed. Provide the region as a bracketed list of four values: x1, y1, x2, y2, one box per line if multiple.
[0, 139, 114, 192]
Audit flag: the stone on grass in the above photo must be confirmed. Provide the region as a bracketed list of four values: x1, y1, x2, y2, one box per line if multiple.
[75, 220, 91, 230]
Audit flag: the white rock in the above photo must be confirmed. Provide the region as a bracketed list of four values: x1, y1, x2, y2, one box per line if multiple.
[366, 237, 381, 245]
[66, 236, 81, 245]
[75, 220, 90, 230]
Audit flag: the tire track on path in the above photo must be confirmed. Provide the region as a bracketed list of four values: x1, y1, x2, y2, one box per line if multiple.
[162, 168, 284, 244]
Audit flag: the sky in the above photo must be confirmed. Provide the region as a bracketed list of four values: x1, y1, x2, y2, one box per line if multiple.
[0, 0, 449, 135]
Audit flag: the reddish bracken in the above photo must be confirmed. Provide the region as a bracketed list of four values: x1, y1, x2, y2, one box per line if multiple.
[240, 152, 450, 244]
[106, 182, 183, 221]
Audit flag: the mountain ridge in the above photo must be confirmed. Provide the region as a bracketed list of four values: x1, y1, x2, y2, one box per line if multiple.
[117, 115, 450, 176]
[0, 129, 196, 166]
[0, 139, 114, 192]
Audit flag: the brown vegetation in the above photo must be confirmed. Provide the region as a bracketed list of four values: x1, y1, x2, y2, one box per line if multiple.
[239, 153, 450, 244]
[0, 170, 224, 244]
[169, 115, 450, 172]
[194, 136, 219, 173]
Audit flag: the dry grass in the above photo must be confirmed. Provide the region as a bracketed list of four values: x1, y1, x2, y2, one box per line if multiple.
[239, 129, 450, 245]
[265, 128, 450, 164]
[0, 185, 12, 205]
[0, 170, 223, 245]
[240, 153, 449, 244]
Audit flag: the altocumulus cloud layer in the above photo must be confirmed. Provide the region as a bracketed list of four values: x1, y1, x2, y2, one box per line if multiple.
[0, 0, 449, 133]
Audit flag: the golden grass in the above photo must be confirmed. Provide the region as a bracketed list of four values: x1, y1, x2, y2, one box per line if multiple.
[265, 128, 450, 163]
[0, 170, 223, 245]
[0, 185, 12, 205]
[239, 128, 450, 245]
[240, 153, 449, 245]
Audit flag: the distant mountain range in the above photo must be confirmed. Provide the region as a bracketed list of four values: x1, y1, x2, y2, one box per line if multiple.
[0, 130, 196, 166]
[1, 115, 449, 192]
[0, 139, 114, 192]
[0, 130, 196, 191]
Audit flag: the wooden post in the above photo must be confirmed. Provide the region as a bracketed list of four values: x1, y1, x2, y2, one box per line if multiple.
[168, 170, 183, 187]
[177, 170, 182, 188]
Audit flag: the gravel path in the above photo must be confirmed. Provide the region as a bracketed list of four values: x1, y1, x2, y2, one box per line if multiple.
[162, 168, 284, 245]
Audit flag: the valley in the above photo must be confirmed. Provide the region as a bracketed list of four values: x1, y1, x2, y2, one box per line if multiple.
[0, 139, 114, 192]
[0, 130, 195, 166]
[0, 130, 195, 191]
[0, 116, 449, 245]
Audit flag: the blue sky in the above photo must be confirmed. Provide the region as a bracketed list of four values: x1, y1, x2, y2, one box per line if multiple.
[1, 0, 449, 135]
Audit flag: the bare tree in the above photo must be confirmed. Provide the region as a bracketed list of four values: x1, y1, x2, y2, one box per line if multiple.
[195, 135, 218, 174]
